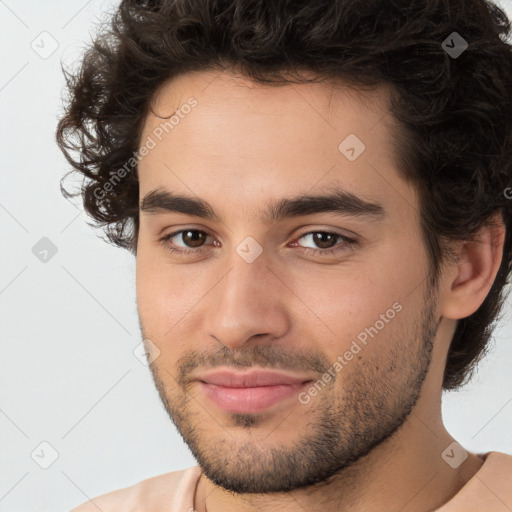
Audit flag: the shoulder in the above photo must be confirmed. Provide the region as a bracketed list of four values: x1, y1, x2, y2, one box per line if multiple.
[437, 451, 512, 511]
[70, 465, 202, 512]
[479, 451, 512, 497]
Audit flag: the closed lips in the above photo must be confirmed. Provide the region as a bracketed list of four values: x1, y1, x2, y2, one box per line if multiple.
[197, 370, 314, 387]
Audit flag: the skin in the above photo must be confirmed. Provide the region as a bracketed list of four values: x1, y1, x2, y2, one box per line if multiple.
[135, 69, 505, 512]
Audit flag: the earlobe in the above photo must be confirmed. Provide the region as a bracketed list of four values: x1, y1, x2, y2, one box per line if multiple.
[442, 211, 506, 320]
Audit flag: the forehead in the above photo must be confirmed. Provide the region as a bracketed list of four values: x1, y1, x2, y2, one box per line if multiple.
[137, 70, 418, 225]
[144, 69, 392, 140]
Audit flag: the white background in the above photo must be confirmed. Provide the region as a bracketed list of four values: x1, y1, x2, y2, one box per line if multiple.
[0, 1, 511, 511]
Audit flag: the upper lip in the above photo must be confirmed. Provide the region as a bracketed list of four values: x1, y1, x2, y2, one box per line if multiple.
[196, 368, 314, 387]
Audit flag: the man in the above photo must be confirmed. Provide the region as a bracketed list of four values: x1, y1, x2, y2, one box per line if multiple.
[56, 0, 512, 510]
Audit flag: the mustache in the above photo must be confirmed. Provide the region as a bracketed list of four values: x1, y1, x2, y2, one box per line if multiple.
[177, 344, 331, 386]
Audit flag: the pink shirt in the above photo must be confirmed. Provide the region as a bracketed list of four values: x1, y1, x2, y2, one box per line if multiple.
[69, 451, 512, 511]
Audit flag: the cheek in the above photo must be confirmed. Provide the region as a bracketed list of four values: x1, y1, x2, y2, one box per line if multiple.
[290, 258, 413, 361]
[292, 270, 387, 342]
[136, 250, 176, 337]
[136, 252, 211, 346]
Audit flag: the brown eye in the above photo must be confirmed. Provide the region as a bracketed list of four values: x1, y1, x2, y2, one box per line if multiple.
[306, 232, 338, 249]
[159, 229, 214, 255]
[292, 231, 355, 253]
[179, 230, 208, 248]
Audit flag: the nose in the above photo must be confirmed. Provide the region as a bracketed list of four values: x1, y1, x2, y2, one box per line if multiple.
[203, 255, 290, 350]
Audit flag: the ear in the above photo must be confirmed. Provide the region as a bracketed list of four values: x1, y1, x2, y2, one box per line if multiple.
[441, 211, 506, 320]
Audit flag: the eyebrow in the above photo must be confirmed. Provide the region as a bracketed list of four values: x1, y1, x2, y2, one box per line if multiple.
[139, 187, 386, 223]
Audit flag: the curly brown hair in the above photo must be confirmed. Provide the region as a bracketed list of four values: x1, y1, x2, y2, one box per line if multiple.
[56, 0, 512, 391]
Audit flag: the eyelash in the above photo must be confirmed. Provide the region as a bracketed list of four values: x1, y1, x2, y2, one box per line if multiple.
[158, 228, 357, 257]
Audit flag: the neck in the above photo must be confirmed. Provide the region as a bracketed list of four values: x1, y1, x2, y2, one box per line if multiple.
[194, 416, 484, 512]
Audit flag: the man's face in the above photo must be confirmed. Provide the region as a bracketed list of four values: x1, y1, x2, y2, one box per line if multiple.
[135, 70, 442, 493]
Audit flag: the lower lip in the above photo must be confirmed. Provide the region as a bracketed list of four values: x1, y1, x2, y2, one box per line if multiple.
[198, 381, 310, 414]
